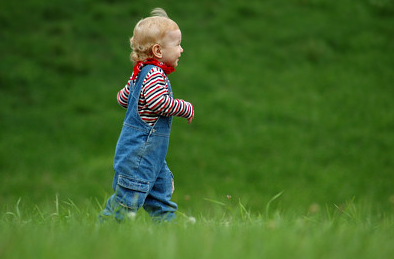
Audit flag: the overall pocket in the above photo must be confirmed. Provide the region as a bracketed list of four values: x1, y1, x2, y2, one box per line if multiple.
[115, 175, 149, 210]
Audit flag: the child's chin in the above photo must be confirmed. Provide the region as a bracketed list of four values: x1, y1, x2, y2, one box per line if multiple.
[166, 61, 177, 67]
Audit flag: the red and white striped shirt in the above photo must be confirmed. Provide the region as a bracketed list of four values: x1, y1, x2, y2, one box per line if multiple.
[117, 66, 194, 126]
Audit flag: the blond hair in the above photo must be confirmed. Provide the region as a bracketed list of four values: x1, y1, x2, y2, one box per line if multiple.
[130, 8, 179, 63]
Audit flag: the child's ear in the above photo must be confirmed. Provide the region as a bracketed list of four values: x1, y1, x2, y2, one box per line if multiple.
[152, 44, 162, 59]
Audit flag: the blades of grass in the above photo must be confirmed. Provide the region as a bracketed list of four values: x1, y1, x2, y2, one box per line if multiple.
[203, 198, 227, 206]
[34, 205, 46, 222]
[50, 194, 60, 218]
[238, 199, 251, 222]
[334, 197, 358, 221]
[265, 191, 284, 219]
[326, 204, 332, 221]
[94, 197, 104, 211]
[63, 198, 81, 215]
[15, 197, 22, 219]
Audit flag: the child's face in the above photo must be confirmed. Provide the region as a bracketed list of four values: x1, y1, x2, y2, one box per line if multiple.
[159, 29, 183, 67]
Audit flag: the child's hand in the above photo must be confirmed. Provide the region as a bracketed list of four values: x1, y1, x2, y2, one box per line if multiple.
[187, 105, 194, 124]
[188, 114, 194, 124]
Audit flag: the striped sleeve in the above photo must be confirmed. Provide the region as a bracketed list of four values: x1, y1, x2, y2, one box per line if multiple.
[142, 69, 194, 120]
[117, 77, 132, 109]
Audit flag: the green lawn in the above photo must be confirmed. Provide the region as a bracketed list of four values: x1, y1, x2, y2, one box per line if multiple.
[1, 197, 394, 259]
[1, 0, 394, 257]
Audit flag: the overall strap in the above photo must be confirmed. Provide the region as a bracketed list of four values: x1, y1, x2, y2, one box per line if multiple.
[124, 64, 171, 134]
[129, 65, 155, 105]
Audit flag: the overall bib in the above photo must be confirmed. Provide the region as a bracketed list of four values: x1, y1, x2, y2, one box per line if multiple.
[102, 65, 178, 222]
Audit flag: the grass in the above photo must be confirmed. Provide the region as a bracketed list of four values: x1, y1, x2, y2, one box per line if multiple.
[1, 196, 394, 259]
[1, 0, 393, 209]
[1, 0, 394, 257]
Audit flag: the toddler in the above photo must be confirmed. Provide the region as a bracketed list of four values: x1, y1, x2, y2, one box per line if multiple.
[100, 8, 194, 222]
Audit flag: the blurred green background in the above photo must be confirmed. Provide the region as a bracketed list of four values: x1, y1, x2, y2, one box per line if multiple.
[1, 0, 393, 214]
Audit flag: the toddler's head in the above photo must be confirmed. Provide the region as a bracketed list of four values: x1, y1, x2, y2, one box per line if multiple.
[130, 8, 180, 65]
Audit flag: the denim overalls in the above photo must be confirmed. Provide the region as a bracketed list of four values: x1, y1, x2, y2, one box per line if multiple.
[101, 65, 177, 222]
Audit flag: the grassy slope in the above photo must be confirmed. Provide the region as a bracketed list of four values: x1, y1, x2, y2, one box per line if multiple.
[1, 1, 394, 258]
[1, 0, 394, 214]
[1, 199, 394, 259]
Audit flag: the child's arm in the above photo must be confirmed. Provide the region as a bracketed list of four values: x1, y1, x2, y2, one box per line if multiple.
[116, 79, 132, 109]
[143, 70, 194, 122]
